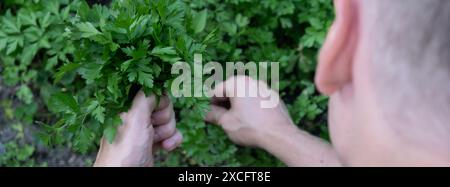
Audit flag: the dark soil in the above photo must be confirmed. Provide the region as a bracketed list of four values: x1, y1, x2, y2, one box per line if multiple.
[0, 78, 95, 167]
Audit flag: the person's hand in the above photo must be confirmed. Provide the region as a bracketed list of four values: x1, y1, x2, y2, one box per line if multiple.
[94, 91, 182, 167]
[205, 76, 296, 148]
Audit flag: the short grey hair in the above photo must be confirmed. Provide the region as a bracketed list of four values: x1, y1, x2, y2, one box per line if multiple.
[362, 0, 450, 151]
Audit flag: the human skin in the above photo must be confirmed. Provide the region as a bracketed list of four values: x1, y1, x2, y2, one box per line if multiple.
[205, 76, 342, 166]
[94, 91, 182, 167]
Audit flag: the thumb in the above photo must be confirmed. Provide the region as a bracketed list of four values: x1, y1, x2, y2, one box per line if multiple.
[205, 105, 228, 125]
[126, 91, 158, 124]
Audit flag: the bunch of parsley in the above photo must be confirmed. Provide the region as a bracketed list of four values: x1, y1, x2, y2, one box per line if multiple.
[46, 0, 211, 153]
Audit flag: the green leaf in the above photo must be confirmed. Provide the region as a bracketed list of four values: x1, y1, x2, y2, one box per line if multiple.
[127, 71, 137, 82]
[103, 116, 122, 144]
[120, 59, 133, 72]
[45, 56, 59, 71]
[107, 74, 121, 100]
[308, 17, 322, 29]
[86, 100, 105, 123]
[61, 6, 71, 20]
[6, 40, 18, 55]
[103, 125, 117, 144]
[151, 46, 177, 56]
[92, 105, 105, 123]
[151, 46, 181, 63]
[78, 62, 103, 84]
[21, 43, 39, 66]
[138, 71, 154, 89]
[0, 38, 7, 51]
[54, 63, 81, 83]
[192, 10, 208, 33]
[18, 10, 37, 26]
[16, 85, 33, 105]
[222, 22, 237, 35]
[129, 15, 153, 40]
[48, 92, 79, 113]
[2, 17, 20, 34]
[75, 126, 93, 154]
[39, 12, 52, 29]
[235, 14, 249, 28]
[202, 28, 218, 44]
[23, 27, 43, 43]
[76, 22, 102, 38]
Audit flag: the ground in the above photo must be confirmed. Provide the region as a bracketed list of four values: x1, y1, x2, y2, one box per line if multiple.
[0, 79, 95, 167]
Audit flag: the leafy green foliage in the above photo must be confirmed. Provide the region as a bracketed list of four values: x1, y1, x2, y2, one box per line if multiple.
[1, 0, 334, 166]
[0, 0, 76, 130]
[46, 0, 210, 153]
[0, 141, 44, 167]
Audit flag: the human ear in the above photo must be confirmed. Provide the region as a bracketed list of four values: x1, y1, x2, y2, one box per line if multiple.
[315, 0, 359, 95]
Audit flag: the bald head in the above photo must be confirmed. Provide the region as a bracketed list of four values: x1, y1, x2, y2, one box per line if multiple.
[316, 0, 450, 165]
[362, 0, 450, 150]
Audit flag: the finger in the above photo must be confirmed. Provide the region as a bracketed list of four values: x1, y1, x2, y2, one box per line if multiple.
[123, 91, 158, 131]
[212, 75, 254, 99]
[211, 79, 231, 98]
[154, 95, 170, 112]
[151, 102, 174, 126]
[128, 91, 157, 118]
[153, 117, 176, 142]
[205, 105, 228, 125]
[161, 131, 183, 151]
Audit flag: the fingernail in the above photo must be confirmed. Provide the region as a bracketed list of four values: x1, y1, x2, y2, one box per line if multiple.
[164, 140, 175, 150]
